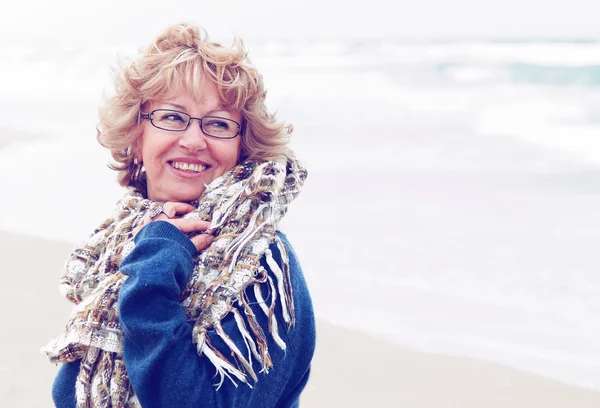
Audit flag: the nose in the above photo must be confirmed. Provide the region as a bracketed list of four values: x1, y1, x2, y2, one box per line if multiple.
[178, 119, 207, 152]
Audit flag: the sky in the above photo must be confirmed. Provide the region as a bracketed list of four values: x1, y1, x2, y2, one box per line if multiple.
[2, 0, 600, 44]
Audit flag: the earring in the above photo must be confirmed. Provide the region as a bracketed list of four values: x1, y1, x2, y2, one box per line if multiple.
[132, 157, 143, 183]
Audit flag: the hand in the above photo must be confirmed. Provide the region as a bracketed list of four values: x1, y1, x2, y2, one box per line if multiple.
[135, 202, 214, 251]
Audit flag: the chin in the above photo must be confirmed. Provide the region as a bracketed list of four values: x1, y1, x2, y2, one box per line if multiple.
[174, 188, 206, 202]
[148, 186, 207, 203]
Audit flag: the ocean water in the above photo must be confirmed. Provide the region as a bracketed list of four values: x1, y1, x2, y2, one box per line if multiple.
[2, 38, 600, 391]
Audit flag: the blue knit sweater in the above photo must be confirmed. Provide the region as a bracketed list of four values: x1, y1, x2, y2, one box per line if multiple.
[52, 221, 316, 407]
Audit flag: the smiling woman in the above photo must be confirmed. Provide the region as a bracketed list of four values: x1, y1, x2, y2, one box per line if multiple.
[95, 23, 291, 197]
[42, 23, 314, 408]
[137, 84, 243, 202]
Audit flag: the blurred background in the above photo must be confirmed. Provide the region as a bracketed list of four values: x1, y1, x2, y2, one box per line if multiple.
[1, 0, 600, 403]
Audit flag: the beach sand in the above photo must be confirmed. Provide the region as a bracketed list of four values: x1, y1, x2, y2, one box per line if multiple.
[1, 230, 600, 407]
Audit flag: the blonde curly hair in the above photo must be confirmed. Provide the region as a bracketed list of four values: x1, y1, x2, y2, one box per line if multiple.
[97, 23, 292, 190]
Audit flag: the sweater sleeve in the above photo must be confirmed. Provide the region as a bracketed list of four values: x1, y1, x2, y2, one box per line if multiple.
[118, 221, 313, 408]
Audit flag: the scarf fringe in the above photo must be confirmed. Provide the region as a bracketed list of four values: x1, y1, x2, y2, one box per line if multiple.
[255, 275, 287, 350]
[224, 203, 269, 266]
[200, 270, 297, 390]
[231, 307, 263, 367]
[196, 244, 295, 387]
[201, 336, 247, 389]
[265, 247, 292, 325]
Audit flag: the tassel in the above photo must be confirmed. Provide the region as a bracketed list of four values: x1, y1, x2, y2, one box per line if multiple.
[225, 203, 269, 266]
[257, 276, 287, 350]
[240, 292, 272, 369]
[253, 274, 273, 331]
[265, 248, 291, 324]
[275, 238, 296, 327]
[195, 331, 207, 353]
[232, 307, 263, 365]
[214, 321, 258, 382]
[201, 339, 247, 390]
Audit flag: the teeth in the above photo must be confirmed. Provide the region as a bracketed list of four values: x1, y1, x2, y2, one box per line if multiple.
[171, 161, 207, 173]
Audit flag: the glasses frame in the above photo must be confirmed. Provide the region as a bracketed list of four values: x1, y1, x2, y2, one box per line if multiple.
[140, 109, 242, 139]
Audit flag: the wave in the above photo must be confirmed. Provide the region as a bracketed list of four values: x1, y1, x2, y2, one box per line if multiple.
[509, 64, 600, 86]
[437, 62, 600, 86]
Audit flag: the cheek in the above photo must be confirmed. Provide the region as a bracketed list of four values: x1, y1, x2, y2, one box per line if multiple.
[218, 139, 242, 168]
[139, 130, 172, 164]
[137, 130, 157, 163]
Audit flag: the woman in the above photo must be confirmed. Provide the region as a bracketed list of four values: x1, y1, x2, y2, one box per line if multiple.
[43, 23, 315, 407]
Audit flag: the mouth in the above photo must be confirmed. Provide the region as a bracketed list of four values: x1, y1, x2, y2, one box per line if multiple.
[169, 161, 209, 174]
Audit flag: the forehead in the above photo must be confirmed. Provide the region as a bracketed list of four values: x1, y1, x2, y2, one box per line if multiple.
[149, 79, 224, 109]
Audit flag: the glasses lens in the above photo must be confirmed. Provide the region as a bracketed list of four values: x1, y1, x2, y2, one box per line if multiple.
[202, 116, 240, 138]
[151, 110, 190, 131]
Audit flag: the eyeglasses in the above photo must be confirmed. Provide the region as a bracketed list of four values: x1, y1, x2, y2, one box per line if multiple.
[141, 109, 242, 139]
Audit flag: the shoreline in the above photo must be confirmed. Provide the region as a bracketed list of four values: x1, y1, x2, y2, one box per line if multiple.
[2, 229, 600, 407]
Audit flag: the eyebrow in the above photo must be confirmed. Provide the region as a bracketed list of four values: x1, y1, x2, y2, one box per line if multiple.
[162, 102, 229, 116]
[163, 102, 188, 111]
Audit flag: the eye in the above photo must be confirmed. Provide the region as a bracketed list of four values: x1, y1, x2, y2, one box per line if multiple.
[157, 111, 186, 122]
[204, 118, 232, 130]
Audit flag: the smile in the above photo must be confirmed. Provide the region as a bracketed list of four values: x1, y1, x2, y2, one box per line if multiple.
[169, 161, 208, 173]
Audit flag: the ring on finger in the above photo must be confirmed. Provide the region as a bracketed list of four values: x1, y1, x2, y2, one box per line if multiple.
[161, 202, 174, 219]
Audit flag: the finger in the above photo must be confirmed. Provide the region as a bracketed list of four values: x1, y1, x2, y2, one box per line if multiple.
[191, 233, 215, 252]
[169, 218, 211, 234]
[162, 202, 197, 218]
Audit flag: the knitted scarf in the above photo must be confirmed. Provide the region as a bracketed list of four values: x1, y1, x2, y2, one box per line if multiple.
[43, 154, 307, 407]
